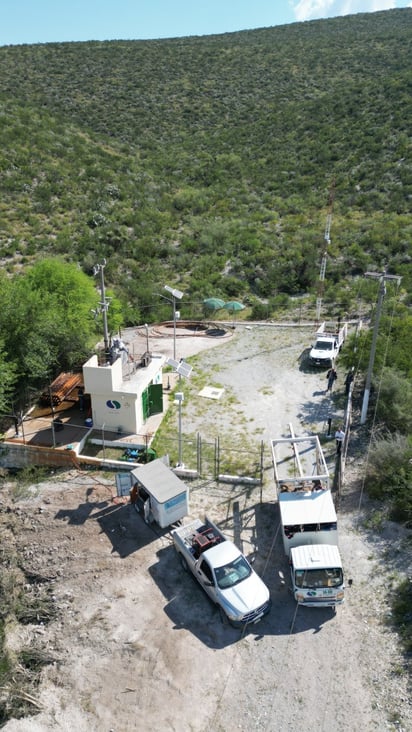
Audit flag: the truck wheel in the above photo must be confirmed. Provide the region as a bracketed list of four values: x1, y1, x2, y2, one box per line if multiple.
[180, 555, 188, 572]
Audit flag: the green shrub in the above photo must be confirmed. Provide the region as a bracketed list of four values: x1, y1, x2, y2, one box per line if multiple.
[365, 434, 412, 525]
[373, 368, 412, 434]
[250, 302, 269, 320]
[391, 578, 412, 653]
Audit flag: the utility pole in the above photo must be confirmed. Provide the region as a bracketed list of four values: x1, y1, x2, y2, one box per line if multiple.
[93, 259, 110, 354]
[360, 271, 401, 424]
[316, 181, 335, 322]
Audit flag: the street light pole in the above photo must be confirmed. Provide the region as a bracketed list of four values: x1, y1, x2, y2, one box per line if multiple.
[164, 285, 183, 362]
[360, 271, 401, 424]
[172, 297, 177, 361]
[166, 358, 192, 469]
[175, 392, 184, 467]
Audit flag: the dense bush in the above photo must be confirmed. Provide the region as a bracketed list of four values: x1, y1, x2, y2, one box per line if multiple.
[373, 368, 412, 434]
[391, 578, 412, 653]
[340, 304, 412, 381]
[364, 433, 412, 525]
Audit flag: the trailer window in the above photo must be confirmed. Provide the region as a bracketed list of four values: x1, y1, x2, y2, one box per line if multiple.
[215, 555, 252, 589]
[294, 568, 343, 589]
[302, 523, 319, 532]
[319, 522, 337, 531]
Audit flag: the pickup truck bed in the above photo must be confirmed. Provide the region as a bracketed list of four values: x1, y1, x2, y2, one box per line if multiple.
[174, 518, 225, 559]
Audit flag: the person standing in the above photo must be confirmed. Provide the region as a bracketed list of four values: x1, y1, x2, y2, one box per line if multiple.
[326, 367, 337, 393]
[345, 368, 354, 396]
[335, 427, 345, 454]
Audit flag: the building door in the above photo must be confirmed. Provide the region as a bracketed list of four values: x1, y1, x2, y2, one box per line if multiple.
[142, 384, 163, 420]
[142, 388, 149, 420]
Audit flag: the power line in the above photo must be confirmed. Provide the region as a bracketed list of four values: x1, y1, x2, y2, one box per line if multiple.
[360, 270, 401, 424]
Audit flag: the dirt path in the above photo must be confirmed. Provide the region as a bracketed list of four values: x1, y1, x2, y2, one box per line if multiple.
[2, 325, 411, 732]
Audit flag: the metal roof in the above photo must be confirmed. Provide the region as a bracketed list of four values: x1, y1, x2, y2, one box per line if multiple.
[131, 458, 187, 504]
[278, 489, 337, 525]
[290, 543, 342, 570]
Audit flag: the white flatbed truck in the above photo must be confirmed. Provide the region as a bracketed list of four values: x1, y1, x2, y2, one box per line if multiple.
[270, 425, 345, 607]
[309, 321, 348, 367]
[172, 517, 271, 627]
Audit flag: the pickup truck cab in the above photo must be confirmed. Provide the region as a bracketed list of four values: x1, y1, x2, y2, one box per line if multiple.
[309, 336, 339, 367]
[291, 543, 344, 607]
[172, 518, 271, 627]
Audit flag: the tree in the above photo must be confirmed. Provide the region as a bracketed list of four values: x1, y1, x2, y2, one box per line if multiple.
[0, 259, 124, 401]
[24, 258, 99, 338]
[0, 340, 17, 414]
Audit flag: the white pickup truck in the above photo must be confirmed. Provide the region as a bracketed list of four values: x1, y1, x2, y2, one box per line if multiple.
[172, 517, 271, 627]
[309, 321, 348, 367]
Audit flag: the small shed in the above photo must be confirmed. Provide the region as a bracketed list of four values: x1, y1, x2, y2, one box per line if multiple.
[130, 459, 189, 528]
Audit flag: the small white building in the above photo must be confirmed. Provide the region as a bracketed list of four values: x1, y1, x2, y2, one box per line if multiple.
[129, 458, 189, 527]
[82, 351, 165, 434]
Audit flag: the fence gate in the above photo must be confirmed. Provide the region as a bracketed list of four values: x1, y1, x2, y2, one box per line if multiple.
[197, 435, 218, 479]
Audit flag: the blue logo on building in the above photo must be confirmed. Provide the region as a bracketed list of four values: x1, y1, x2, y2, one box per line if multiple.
[106, 400, 121, 409]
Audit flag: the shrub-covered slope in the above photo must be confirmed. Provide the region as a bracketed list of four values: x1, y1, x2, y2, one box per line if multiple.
[0, 8, 411, 320]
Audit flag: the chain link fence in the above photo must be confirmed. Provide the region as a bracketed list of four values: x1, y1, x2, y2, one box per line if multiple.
[151, 433, 265, 484]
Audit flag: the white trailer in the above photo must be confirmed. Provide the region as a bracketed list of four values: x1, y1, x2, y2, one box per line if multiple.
[278, 489, 338, 555]
[270, 425, 344, 607]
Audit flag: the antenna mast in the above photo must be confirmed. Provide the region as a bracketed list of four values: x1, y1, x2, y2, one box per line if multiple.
[316, 182, 335, 322]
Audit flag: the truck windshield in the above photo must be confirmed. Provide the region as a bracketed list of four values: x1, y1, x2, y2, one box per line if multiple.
[215, 555, 252, 589]
[315, 340, 333, 351]
[294, 568, 343, 589]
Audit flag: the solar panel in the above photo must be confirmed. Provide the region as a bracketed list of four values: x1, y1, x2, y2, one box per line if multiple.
[166, 358, 192, 379]
[177, 361, 192, 378]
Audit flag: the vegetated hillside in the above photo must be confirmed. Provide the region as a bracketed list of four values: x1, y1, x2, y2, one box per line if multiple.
[0, 9, 411, 323]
